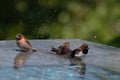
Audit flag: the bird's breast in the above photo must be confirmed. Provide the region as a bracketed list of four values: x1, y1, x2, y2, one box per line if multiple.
[75, 51, 86, 58]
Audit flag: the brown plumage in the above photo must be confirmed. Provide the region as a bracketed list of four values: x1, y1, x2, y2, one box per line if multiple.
[70, 43, 89, 59]
[51, 41, 71, 55]
[51, 41, 89, 70]
[51, 42, 89, 59]
[16, 33, 37, 52]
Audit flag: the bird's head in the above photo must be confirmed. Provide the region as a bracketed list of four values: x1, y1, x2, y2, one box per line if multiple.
[79, 43, 89, 54]
[63, 41, 70, 48]
[16, 33, 24, 40]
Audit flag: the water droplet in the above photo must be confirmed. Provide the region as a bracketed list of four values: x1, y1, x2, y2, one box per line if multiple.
[94, 36, 96, 38]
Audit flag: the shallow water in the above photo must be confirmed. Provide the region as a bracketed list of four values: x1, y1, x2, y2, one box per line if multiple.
[0, 64, 120, 80]
[0, 40, 120, 80]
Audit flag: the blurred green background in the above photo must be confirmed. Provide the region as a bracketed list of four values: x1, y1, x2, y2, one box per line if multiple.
[0, 0, 120, 47]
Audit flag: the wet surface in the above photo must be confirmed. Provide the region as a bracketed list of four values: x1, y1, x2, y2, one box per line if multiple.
[0, 40, 120, 80]
[0, 65, 120, 80]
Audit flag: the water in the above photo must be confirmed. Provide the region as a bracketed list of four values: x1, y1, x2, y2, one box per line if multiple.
[0, 64, 120, 80]
[0, 40, 120, 80]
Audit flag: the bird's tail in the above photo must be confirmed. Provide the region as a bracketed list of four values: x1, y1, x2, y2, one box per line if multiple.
[32, 48, 37, 52]
[51, 47, 59, 53]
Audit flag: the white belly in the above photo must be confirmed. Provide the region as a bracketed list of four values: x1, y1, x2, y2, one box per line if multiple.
[17, 40, 32, 50]
[75, 51, 86, 58]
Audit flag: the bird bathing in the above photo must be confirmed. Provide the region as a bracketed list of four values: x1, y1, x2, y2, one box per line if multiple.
[0, 39, 120, 80]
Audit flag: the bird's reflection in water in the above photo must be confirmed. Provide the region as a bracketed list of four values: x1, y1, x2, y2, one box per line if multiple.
[76, 63, 86, 75]
[69, 58, 86, 75]
[13, 51, 34, 69]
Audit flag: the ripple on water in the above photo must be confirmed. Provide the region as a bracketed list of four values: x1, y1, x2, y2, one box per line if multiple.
[0, 64, 120, 80]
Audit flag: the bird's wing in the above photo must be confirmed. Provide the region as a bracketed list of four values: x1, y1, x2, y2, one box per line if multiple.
[25, 38, 32, 47]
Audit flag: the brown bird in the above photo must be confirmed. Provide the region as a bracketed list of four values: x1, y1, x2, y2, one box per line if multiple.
[70, 43, 89, 59]
[51, 41, 71, 55]
[16, 33, 37, 52]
